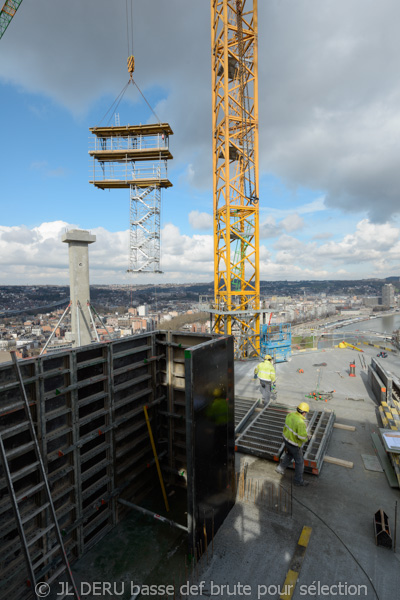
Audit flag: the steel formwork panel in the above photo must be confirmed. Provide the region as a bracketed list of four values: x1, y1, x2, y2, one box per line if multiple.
[0, 330, 235, 598]
[234, 396, 259, 433]
[0, 334, 159, 599]
[185, 336, 236, 556]
[235, 405, 335, 475]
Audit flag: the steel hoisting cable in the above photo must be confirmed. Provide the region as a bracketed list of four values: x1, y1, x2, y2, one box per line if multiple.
[126, 0, 134, 57]
[126, 0, 130, 58]
[131, 78, 161, 124]
[292, 494, 380, 600]
[98, 0, 161, 126]
[97, 79, 130, 126]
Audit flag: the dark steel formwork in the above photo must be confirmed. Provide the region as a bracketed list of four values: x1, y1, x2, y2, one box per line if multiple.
[0, 334, 163, 599]
[0, 330, 237, 599]
[155, 331, 216, 486]
[235, 404, 335, 475]
[185, 336, 236, 557]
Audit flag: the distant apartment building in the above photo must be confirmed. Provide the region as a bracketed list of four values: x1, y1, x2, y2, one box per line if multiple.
[138, 305, 148, 317]
[363, 296, 381, 307]
[382, 284, 395, 308]
[118, 317, 131, 328]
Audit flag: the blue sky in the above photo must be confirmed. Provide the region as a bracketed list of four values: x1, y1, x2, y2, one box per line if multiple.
[1, 0, 400, 284]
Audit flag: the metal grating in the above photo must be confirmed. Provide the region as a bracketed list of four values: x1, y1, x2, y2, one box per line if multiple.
[234, 396, 259, 434]
[235, 404, 335, 475]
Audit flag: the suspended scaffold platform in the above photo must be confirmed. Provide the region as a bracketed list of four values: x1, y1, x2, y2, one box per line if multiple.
[89, 123, 173, 273]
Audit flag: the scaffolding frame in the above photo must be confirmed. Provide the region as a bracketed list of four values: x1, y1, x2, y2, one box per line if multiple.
[89, 124, 173, 273]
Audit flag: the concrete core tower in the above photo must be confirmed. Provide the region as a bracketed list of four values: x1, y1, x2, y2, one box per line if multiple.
[62, 229, 96, 347]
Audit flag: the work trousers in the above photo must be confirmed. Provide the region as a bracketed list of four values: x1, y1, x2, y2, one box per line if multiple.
[280, 440, 305, 484]
[259, 379, 271, 406]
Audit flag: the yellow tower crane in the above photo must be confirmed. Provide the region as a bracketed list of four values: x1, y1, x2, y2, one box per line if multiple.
[211, 0, 261, 357]
[0, 0, 23, 39]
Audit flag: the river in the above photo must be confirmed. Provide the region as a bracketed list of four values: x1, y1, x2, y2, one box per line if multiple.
[338, 313, 400, 334]
[317, 313, 400, 349]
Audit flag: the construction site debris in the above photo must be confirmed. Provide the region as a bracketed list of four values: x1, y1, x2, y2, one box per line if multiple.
[373, 509, 392, 548]
[361, 454, 384, 472]
[371, 432, 399, 488]
[323, 455, 354, 469]
[338, 341, 364, 352]
[333, 423, 356, 431]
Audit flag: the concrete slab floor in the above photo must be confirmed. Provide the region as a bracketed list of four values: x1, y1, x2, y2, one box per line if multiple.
[185, 347, 400, 600]
[61, 347, 399, 600]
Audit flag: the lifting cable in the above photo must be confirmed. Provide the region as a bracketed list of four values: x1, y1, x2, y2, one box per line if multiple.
[98, 0, 160, 126]
[292, 494, 380, 600]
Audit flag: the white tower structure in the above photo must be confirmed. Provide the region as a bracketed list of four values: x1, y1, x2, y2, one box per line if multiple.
[62, 229, 96, 347]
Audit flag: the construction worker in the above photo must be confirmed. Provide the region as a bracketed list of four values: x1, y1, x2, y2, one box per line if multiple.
[275, 402, 310, 487]
[254, 355, 276, 406]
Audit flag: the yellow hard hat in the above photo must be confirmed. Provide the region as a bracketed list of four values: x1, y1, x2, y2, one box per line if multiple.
[297, 402, 310, 413]
[264, 355, 272, 361]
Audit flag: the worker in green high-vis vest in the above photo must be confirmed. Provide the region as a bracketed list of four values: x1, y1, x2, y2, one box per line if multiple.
[275, 402, 311, 487]
[254, 355, 276, 406]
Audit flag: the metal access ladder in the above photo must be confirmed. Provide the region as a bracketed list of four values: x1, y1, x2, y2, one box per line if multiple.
[0, 352, 80, 600]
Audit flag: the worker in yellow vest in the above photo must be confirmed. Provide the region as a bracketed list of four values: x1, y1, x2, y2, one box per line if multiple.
[254, 355, 276, 406]
[275, 402, 310, 487]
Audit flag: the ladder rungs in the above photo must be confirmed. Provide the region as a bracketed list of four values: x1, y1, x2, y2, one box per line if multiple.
[27, 523, 56, 548]
[11, 460, 40, 482]
[0, 499, 37, 537]
[21, 502, 50, 525]
[46, 562, 67, 584]
[0, 421, 30, 439]
[16, 481, 45, 502]
[32, 544, 63, 573]
[5, 440, 35, 459]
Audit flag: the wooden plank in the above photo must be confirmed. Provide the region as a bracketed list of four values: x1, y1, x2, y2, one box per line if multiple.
[333, 423, 356, 431]
[323, 455, 353, 468]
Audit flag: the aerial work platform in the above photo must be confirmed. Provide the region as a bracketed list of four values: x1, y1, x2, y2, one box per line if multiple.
[89, 124, 173, 164]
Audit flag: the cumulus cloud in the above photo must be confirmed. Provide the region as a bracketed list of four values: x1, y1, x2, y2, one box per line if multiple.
[188, 211, 213, 231]
[0, 221, 214, 284]
[0, 218, 397, 284]
[281, 213, 304, 233]
[260, 216, 281, 239]
[4, 1, 400, 218]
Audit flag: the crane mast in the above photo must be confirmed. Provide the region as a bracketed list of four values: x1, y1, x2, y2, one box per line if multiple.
[211, 0, 260, 357]
[0, 0, 23, 39]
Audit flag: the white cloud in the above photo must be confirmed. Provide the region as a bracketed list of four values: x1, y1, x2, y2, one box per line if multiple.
[188, 211, 213, 231]
[0, 218, 397, 284]
[281, 213, 304, 233]
[4, 1, 400, 220]
[260, 216, 281, 239]
[297, 197, 327, 215]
